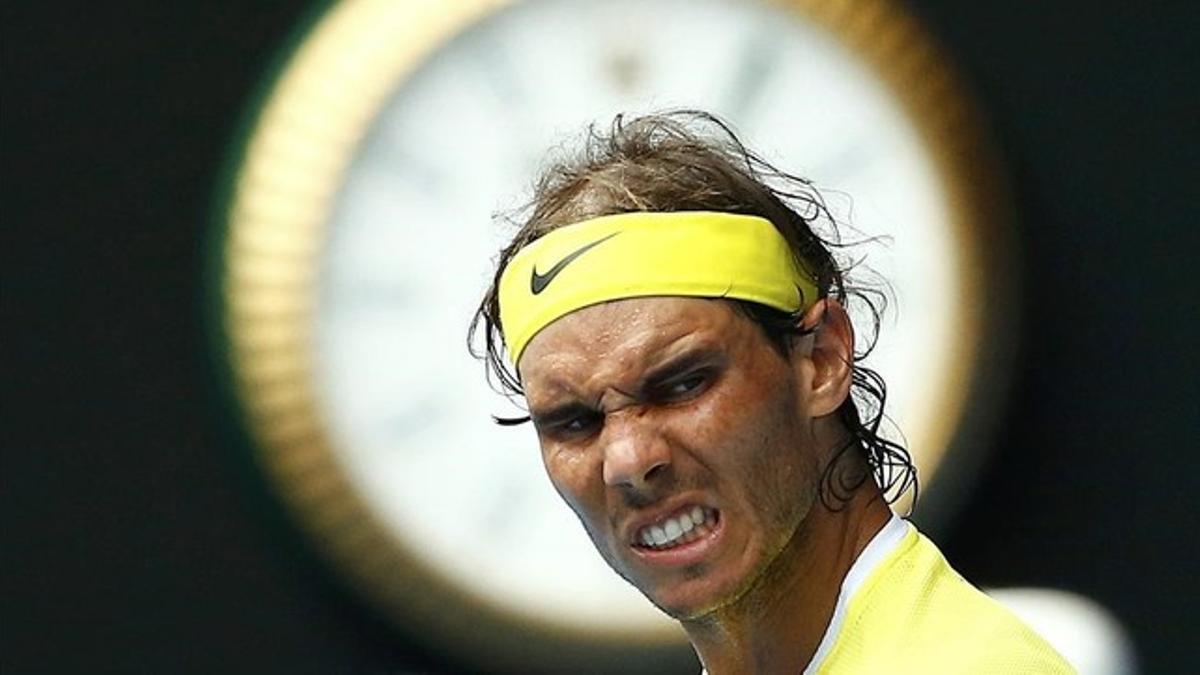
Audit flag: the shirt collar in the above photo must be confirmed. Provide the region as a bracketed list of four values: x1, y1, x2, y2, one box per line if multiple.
[802, 513, 909, 674]
[698, 513, 910, 675]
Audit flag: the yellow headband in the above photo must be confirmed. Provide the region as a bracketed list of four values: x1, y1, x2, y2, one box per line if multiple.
[498, 211, 819, 364]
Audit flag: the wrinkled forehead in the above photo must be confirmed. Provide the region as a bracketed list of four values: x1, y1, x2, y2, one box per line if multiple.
[516, 297, 747, 392]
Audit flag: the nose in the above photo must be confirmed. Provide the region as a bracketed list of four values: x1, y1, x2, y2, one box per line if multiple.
[601, 412, 671, 492]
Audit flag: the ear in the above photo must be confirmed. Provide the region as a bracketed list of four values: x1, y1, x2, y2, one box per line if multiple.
[797, 298, 854, 417]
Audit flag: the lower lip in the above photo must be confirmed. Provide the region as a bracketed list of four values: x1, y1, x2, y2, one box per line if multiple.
[630, 513, 724, 567]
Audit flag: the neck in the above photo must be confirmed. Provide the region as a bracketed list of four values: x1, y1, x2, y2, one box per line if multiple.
[682, 484, 892, 675]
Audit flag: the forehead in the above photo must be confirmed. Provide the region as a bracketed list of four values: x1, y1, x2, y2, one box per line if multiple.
[517, 297, 757, 393]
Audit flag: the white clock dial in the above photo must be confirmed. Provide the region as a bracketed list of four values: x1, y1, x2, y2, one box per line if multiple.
[313, 0, 957, 634]
[221, 0, 1011, 667]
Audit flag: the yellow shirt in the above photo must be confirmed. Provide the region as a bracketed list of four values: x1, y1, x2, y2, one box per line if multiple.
[812, 520, 1074, 674]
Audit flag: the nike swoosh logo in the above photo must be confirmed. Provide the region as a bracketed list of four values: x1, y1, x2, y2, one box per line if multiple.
[530, 232, 620, 295]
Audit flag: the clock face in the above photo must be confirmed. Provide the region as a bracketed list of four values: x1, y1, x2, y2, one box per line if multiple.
[218, 0, 1010, 667]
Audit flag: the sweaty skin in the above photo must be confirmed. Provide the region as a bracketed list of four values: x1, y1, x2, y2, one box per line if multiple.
[518, 297, 891, 675]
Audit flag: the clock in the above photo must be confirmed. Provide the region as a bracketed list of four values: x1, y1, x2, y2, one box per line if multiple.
[213, 0, 1013, 671]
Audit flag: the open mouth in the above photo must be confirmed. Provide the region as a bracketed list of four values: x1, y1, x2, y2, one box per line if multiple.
[633, 505, 720, 550]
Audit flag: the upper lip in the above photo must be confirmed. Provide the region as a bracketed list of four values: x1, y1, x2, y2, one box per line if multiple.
[620, 494, 714, 545]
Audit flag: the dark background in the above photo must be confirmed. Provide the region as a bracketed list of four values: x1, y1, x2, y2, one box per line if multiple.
[5, 1, 1197, 673]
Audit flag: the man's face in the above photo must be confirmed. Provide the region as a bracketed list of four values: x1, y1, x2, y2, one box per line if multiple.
[519, 297, 824, 619]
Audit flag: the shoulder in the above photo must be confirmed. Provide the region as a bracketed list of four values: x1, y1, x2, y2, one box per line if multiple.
[818, 526, 1075, 674]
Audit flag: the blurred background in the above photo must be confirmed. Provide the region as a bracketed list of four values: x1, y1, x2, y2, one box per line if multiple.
[5, 1, 1197, 673]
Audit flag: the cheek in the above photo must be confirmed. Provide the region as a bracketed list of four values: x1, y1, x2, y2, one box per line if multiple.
[679, 369, 816, 514]
[542, 450, 626, 565]
[685, 368, 801, 455]
[542, 448, 606, 522]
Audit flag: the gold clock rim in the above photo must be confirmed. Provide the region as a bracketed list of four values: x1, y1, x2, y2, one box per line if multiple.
[216, 0, 1014, 668]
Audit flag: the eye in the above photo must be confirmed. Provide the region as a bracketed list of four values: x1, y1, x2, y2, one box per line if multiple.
[556, 410, 603, 437]
[660, 371, 709, 400]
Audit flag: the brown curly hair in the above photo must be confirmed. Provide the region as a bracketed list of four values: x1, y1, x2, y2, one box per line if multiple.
[469, 110, 916, 508]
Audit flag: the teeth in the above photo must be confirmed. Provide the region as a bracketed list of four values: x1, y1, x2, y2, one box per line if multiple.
[664, 519, 682, 539]
[636, 506, 717, 549]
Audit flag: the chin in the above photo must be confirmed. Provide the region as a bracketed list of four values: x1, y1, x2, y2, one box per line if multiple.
[597, 555, 726, 621]
[650, 594, 714, 622]
[639, 565, 754, 621]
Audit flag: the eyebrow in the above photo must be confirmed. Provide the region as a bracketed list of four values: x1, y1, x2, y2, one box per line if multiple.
[528, 342, 725, 427]
[640, 347, 720, 391]
[529, 400, 598, 429]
